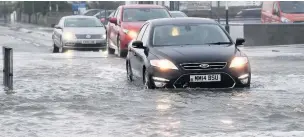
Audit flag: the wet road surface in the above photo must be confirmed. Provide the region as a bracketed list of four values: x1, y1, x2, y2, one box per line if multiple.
[0, 24, 304, 137]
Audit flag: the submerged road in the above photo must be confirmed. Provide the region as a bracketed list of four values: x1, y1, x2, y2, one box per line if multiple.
[0, 24, 304, 137]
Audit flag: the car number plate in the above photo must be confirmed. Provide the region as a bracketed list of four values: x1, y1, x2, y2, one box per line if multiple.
[190, 74, 221, 82]
[82, 40, 96, 44]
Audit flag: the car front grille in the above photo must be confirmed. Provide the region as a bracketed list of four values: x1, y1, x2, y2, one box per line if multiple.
[75, 34, 101, 39]
[180, 62, 227, 70]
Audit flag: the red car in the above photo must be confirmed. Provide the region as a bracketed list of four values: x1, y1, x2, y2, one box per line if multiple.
[262, 1, 304, 23]
[107, 4, 171, 57]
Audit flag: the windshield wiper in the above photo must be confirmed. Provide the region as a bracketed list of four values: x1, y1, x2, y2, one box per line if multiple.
[205, 42, 232, 45]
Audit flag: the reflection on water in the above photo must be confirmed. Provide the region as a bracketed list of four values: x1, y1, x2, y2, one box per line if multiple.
[154, 95, 181, 137]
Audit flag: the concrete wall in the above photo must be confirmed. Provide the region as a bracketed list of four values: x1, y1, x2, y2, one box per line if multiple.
[243, 24, 304, 46]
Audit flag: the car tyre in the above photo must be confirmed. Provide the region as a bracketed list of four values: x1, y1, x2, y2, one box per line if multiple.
[126, 61, 133, 82]
[117, 38, 127, 58]
[143, 69, 155, 89]
[53, 43, 59, 53]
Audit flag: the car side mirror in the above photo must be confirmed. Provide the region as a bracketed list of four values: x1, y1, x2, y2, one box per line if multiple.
[235, 38, 245, 46]
[109, 17, 117, 25]
[54, 25, 62, 29]
[132, 41, 144, 49]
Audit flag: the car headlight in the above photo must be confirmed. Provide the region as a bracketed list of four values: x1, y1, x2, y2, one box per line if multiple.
[150, 59, 178, 70]
[281, 17, 292, 23]
[229, 57, 248, 68]
[63, 32, 76, 40]
[123, 29, 137, 39]
[102, 34, 106, 39]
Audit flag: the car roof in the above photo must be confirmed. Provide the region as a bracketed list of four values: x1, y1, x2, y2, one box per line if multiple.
[63, 15, 98, 19]
[148, 17, 217, 26]
[122, 4, 165, 9]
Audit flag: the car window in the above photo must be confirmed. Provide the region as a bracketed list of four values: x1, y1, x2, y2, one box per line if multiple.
[64, 18, 103, 27]
[280, 1, 304, 13]
[123, 8, 170, 22]
[136, 24, 148, 41]
[114, 8, 120, 18]
[116, 8, 122, 21]
[152, 24, 230, 46]
[141, 24, 151, 46]
[273, 2, 279, 15]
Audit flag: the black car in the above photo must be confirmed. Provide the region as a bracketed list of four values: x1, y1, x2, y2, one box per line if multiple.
[126, 18, 251, 89]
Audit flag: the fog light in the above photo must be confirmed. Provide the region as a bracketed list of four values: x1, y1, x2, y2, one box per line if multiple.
[238, 74, 249, 84]
[154, 82, 167, 88]
[240, 78, 248, 84]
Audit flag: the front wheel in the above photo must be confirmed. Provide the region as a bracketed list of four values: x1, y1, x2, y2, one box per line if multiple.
[143, 69, 155, 89]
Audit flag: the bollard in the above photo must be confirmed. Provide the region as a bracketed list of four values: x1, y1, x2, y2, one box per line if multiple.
[2, 47, 13, 90]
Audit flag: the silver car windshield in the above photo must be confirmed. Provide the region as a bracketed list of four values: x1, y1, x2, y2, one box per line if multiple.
[64, 18, 103, 27]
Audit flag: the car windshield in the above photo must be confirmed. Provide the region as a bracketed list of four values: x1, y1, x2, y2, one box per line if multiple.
[64, 18, 103, 27]
[153, 24, 231, 46]
[280, 1, 304, 13]
[171, 12, 187, 17]
[123, 8, 170, 22]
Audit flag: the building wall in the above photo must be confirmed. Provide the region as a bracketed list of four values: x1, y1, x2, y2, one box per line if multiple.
[211, 1, 261, 7]
[125, 1, 169, 7]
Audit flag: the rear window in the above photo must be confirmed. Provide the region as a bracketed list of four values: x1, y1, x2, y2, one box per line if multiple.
[123, 8, 170, 22]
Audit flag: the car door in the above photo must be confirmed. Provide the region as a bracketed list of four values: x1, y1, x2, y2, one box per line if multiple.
[112, 7, 122, 48]
[130, 23, 149, 77]
[134, 23, 151, 79]
[106, 10, 115, 41]
[108, 7, 120, 48]
[272, 2, 281, 23]
[53, 18, 64, 46]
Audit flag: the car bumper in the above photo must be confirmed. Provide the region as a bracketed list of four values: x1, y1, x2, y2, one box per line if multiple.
[147, 64, 250, 89]
[63, 39, 107, 49]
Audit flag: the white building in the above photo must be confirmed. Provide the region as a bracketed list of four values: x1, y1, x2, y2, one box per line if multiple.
[211, 1, 261, 7]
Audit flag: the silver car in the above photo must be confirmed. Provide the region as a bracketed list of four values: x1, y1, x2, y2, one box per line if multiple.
[52, 16, 107, 53]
